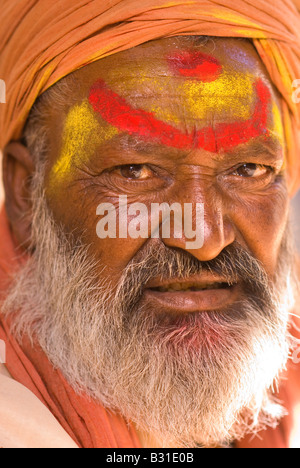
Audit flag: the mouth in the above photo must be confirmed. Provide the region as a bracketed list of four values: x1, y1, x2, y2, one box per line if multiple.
[143, 277, 240, 313]
[150, 281, 232, 292]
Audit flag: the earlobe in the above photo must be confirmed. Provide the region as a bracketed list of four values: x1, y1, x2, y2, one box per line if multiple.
[2, 142, 35, 251]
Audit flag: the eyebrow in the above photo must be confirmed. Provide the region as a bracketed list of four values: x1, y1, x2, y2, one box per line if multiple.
[223, 137, 284, 162]
[108, 134, 189, 164]
[109, 132, 284, 163]
[116, 134, 177, 155]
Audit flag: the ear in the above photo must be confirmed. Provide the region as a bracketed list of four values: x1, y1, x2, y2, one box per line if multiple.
[2, 142, 35, 251]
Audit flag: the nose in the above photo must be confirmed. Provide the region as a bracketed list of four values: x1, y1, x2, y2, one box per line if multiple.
[161, 183, 235, 262]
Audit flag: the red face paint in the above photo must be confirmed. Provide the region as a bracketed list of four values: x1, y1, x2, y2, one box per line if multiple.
[88, 78, 270, 154]
[167, 51, 222, 82]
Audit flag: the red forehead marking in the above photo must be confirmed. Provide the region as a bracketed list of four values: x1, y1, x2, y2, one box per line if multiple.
[167, 51, 222, 82]
[88, 78, 270, 153]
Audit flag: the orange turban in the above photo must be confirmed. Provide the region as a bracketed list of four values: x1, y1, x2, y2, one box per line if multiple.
[1, 0, 300, 192]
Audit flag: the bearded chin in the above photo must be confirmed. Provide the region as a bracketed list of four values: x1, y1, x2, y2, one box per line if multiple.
[1, 170, 296, 448]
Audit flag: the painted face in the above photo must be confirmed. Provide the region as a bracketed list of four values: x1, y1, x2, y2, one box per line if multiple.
[87, 75, 273, 155]
[51, 40, 284, 183]
[44, 37, 288, 314]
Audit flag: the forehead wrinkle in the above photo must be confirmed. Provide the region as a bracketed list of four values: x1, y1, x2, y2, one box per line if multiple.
[83, 43, 278, 161]
[218, 137, 284, 163]
[110, 133, 189, 161]
[115, 129, 283, 154]
[105, 133, 284, 168]
[106, 74, 258, 135]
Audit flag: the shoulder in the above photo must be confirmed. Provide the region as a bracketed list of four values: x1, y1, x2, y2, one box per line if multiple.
[0, 368, 78, 448]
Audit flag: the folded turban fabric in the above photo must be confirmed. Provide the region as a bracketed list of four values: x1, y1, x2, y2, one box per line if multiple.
[1, 0, 300, 193]
[1, 0, 300, 448]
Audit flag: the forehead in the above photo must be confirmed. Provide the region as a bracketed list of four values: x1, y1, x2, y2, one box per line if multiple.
[47, 36, 284, 181]
[70, 36, 269, 100]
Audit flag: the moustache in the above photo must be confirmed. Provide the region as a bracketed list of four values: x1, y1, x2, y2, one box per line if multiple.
[116, 240, 270, 309]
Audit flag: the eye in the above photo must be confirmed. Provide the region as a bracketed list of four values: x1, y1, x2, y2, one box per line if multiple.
[118, 164, 153, 180]
[232, 163, 272, 178]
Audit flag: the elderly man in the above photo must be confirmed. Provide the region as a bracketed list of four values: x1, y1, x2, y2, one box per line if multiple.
[0, 0, 300, 448]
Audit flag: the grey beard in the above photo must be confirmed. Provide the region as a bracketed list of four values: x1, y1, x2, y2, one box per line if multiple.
[1, 168, 296, 448]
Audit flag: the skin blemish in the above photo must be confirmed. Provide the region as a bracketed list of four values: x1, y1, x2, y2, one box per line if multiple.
[167, 51, 222, 82]
[50, 100, 118, 186]
[88, 77, 271, 153]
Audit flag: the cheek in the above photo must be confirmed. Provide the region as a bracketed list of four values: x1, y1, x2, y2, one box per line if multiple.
[88, 236, 146, 282]
[50, 190, 150, 281]
[228, 190, 289, 276]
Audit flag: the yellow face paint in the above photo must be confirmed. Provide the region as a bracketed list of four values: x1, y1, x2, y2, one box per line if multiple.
[282, 102, 293, 165]
[109, 68, 255, 126]
[50, 100, 118, 186]
[180, 70, 254, 121]
[271, 102, 284, 146]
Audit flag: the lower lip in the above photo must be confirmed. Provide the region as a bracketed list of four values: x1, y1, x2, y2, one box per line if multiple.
[143, 284, 240, 313]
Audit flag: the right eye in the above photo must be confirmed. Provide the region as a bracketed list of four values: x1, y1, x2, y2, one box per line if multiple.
[117, 164, 154, 180]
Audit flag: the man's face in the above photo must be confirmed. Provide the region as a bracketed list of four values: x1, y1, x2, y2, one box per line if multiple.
[45, 37, 288, 300]
[5, 37, 294, 448]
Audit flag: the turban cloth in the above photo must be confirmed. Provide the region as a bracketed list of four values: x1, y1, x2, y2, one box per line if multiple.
[0, 0, 300, 193]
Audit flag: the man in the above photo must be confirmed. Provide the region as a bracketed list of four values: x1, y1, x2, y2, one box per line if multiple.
[0, 0, 300, 448]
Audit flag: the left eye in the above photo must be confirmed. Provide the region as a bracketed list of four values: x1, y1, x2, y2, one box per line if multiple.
[233, 163, 271, 178]
[118, 164, 153, 180]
